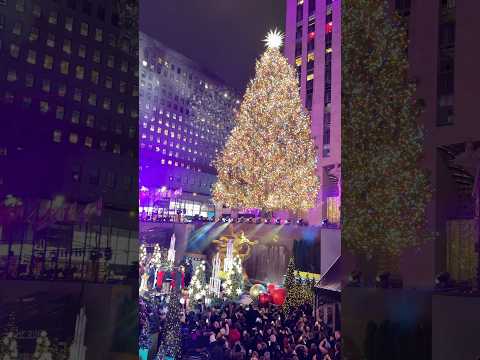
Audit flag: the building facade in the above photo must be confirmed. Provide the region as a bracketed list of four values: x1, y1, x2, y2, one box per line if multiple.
[390, 0, 480, 287]
[139, 32, 239, 220]
[0, 0, 139, 278]
[285, 0, 341, 226]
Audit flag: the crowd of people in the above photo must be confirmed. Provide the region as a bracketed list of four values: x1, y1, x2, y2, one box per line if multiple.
[180, 302, 341, 360]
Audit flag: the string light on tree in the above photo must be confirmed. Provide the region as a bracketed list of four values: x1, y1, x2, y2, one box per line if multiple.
[188, 261, 208, 306]
[223, 256, 244, 300]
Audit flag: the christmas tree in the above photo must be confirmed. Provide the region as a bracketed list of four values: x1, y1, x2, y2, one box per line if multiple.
[213, 30, 319, 213]
[223, 256, 244, 300]
[283, 258, 314, 313]
[33, 331, 52, 360]
[0, 332, 18, 360]
[188, 261, 207, 306]
[342, 0, 431, 270]
[160, 289, 182, 360]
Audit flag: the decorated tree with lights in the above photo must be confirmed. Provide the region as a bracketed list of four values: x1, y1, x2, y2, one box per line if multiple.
[283, 258, 313, 313]
[0, 332, 18, 360]
[213, 30, 319, 213]
[159, 289, 182, 360]
[223, 256, 244, 300]
[33, 331, 52, 360]
[342, 0, 431, 271]
[188, 261, 207, 306]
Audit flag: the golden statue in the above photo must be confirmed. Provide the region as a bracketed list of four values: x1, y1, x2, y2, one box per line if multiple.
[212, 229, 258, 265]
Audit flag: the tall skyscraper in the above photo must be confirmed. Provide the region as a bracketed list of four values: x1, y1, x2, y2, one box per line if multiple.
[0, 0, 139, 277]
[285, 0, 341, 226]
[139, 32, 239, 220]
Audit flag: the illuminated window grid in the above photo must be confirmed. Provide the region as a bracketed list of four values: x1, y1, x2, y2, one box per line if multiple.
[327, 196, 340, 224]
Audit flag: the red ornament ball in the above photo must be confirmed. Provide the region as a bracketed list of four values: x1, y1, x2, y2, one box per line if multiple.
[267, 283, 276, 293]
[271, 288, 286, 306]
[259, 293, 271, 305]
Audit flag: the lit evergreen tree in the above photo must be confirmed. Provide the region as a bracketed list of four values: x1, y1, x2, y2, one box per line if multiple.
[188, 261, 207, 306]
[0, 332, 18, 360]
[213, 30, 319, 213]
[33, 331, 52, 360]
[160, 289, 182, 360]
[223, 256, 244, 300]
[342, 0, 431, 271]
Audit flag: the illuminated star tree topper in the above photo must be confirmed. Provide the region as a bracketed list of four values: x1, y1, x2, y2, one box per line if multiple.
[263, 29, 284, 49]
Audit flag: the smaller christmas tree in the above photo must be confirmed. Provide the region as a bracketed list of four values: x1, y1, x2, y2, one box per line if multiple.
[33, 331, 52, 360]
[139, 298, 152, 351]
[160, 289, 182, 359]
[188, 261, 207, 306]
[0, 332, 18, 360]
[223, 256, 244, 300]
[283, 258, 314, 313]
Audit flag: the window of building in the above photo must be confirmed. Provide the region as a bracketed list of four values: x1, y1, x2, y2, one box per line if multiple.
[67, 0, 75, 9]
[48, 11, 57, 24]
[95, 28, 103, 42]
[12, 21, 22, 35]
[103, 76, 112, 89]
[91, 70, 99, 84]
[60, 60, 70, 75]
[84, 136, 93, 148]
[7, 69, 17, 82]
[69, 133, 79, 144]
[113, 144, 120, 154]
[43, 55, 53, 70]
[61, 39, 71, 54]
[46, 33, 55, 47]
[80, 22, 88, 37]
[119, 81, 127, 94]
[75, 65, 84, 79]
[103, 97, 111, 110]
[92, 49, 101, 63]
[308, 0, 315, 15]
[40, 101, 49, 113]
[58, 83, 67, 97]
[117, 102, 125, 114]
[86, 114, 95, 128]
[16, 0, 24, 12]
[71, 110, 80, 124]
[296, 3, 303, 22]
[26, 49, 36, 64]
[65, 16, 73, 32]
[29, 27, 39, 41]
[10, 44, 20, 58]
[78, 44, 87, 58]
[25, 73, 34, 87]
[99, 140, 107, 151]
[71, 165, 81, 182]
[53, 130, 62, 143]
[107, 55, 114, 68]
[108, 34, 116, 47]
[73, 88, 82, 102]
[32, 3, 41, 17]
[121, 60, 128, 72]
[88, 93, 97, 106]
[56, 106, 64, 120]
[42, 79, 51, 92]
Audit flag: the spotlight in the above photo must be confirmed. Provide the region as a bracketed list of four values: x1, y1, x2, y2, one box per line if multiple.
[275, 219, 281, 225]
[255, 218, 262, 224]
[285, 219, 291, 225]
[264, 219, 269, 224]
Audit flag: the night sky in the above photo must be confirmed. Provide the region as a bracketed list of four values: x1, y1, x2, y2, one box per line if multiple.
[140, 0, 286, 93]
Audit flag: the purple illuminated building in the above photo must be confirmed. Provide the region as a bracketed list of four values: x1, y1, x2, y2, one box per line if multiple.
[0, 0, 138, 275]
[139, 32, 239, 220]
[285, 0, 341, 226]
